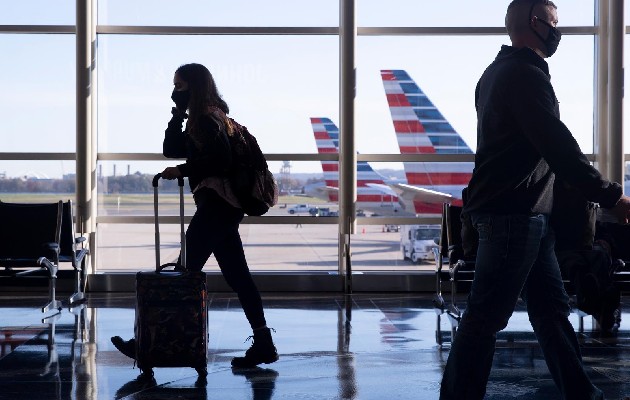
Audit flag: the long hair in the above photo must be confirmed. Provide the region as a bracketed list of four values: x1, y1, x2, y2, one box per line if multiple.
[175, 63, 232, 144]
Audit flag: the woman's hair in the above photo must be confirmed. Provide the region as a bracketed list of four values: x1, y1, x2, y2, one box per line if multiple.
[175, 63, 232, 140]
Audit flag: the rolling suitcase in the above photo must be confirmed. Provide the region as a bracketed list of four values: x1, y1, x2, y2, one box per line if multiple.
[134, 174, 208, 377]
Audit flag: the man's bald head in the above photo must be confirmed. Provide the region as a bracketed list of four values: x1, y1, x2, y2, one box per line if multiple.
[506, 0, 557, 41]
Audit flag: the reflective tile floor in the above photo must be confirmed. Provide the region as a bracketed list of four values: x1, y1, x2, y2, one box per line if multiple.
[0, 293, 629, 400]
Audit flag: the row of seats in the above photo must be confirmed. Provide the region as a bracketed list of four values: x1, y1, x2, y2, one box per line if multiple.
[0, 201, 88, 315]
[433, 203, 630, 346]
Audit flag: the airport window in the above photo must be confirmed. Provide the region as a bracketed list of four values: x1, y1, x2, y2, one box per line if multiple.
[97, 0, 338, 27]
[0, 34, 76, 190]
[357, 0, 594, 27]
[357, 35, 594, 158]
[0, 35, 75, 154]
[97, 35, 338, 155]
[0, 1, 75, 25]
[0, 1, 621, 281]
[0, 160, 76, 201]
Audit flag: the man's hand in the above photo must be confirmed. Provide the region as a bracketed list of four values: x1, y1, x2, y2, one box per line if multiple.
[611, 194, 630, 224]
[161, 166, 181, 180]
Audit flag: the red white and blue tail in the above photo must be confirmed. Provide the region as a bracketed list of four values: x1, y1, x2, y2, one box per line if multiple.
[381, 69, 473, 213]
[310, 117, 404, 214]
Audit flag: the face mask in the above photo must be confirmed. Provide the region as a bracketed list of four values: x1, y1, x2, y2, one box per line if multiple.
[532, 17, 561, 57]
[171, 89, 191, 111]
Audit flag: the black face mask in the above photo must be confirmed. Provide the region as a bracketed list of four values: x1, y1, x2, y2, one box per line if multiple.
[171, 89, 191, 111]
[532, 17, 562, 57]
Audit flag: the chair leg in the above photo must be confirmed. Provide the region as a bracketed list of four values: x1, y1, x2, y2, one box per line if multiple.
[39, 260, 62, 314]
[69, 267, 86, 306]
[436, 314, 443, 346]
[43, 275, 63, 314]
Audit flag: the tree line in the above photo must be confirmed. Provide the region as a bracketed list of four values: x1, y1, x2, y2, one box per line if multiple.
[0, 172, 314, 193]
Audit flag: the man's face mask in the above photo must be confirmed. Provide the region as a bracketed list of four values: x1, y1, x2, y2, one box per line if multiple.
[529, 5, 561, 57]
[533, 17, 561, 57]
[171, 89, 191, 111]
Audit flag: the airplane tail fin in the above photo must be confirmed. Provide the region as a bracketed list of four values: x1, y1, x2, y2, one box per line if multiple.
[310, 117, 397, 205]
[380, 69, 473, 188]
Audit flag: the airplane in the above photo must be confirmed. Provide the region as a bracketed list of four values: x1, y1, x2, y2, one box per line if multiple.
[307, 117, 412, 216]
[380, 69, 474, 216]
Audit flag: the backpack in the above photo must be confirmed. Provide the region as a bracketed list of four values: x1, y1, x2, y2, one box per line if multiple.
[227, 118, 278, 216]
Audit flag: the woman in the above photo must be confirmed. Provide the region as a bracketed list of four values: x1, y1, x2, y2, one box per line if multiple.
[111, 63, 278, 369]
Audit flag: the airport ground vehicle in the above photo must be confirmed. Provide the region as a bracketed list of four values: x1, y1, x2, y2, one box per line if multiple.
[384, 224, 400, 232]
[401, 224, 441, 263]
[288, 204, 311, 214]
[309, 207, 338, 217]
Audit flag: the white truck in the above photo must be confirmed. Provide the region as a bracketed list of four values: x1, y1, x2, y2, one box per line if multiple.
[401, 224, 441, 263]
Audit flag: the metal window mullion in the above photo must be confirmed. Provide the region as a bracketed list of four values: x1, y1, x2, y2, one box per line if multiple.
[76, 0, 96, 268]
[88, 25, 597, 36]
[0, 25, 75, 33]
[339, 0, 356, 291]
[96, 26, 339, 35]
[595, 0, 610, 179]
[608, 0, 624, 186]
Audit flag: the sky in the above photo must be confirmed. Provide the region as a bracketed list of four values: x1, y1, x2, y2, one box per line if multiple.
[1, 0, 626, 180]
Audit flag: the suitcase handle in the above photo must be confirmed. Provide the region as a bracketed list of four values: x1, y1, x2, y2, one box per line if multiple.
[153, 173, 184, 188]
[153, 173, 186, 272]
[156, 262, 187, 273]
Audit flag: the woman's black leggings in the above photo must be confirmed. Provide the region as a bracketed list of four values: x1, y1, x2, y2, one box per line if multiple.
[183, 188, 267, 330]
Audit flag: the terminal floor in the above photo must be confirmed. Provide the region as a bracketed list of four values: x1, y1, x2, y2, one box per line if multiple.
[0, 292, 629, 400]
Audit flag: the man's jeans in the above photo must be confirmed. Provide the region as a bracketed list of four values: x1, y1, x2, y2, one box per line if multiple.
[439, 214, 603, 400]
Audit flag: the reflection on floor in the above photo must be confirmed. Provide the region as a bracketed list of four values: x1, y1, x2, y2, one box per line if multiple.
[0, 293, 628, 400]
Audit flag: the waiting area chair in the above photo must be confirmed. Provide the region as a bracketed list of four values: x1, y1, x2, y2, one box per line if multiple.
[0, 200, 88, 314]
[432, 203, 615, 345]
[59, 201, 89, 305]
[432, 203, 476, 345]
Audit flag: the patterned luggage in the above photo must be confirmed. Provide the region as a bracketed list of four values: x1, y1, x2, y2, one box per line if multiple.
[135, 174, 208, 377]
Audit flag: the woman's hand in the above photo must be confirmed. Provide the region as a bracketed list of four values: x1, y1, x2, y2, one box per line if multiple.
[161, 166, 182, 180]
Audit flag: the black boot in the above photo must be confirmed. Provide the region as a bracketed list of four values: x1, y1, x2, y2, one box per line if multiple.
[231, 328, 279, 368]
[111, 336, 136, 360]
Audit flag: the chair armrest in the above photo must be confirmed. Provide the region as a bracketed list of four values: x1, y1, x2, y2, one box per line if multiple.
[75, 236, 87, 245]
[75, 248, 89, 266]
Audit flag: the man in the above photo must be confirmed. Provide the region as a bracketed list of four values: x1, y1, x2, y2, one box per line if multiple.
[439, 1, 630, 399]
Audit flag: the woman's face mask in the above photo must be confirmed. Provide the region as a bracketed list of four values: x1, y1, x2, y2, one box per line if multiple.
[171, 89, 191, 111]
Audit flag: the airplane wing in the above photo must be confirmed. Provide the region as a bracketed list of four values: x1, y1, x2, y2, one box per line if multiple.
[316, 185, 339, 193]
[390, 183, 453, 204]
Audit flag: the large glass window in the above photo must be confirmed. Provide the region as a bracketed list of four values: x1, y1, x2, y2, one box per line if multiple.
[0, 1, 605, 277]
[358, 0, 594, 27]
[0, 1, 75, 25]
[98, 0, 338, 27]
[357, 35, 594, 156]
[0, 35, 75, 179]
[0, 159, 76, 201]
[0, 34, 76, 195]
[97, 35, 338, 175]
[97, 222, 340, 272]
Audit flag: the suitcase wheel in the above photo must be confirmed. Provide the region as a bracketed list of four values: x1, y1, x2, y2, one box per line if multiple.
[196, 366, 208, 377]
